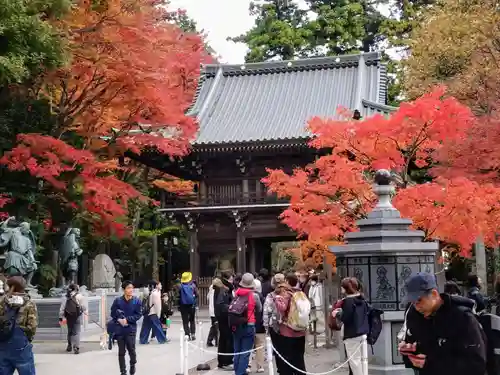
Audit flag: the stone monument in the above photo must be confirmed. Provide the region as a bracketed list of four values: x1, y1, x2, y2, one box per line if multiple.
[0, 216, 41, 297]
[330, 170, 439, 375]
[92, 254, 116, 289]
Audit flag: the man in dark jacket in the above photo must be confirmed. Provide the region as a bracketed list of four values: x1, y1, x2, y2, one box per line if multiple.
[110, 280, 142, 375]
[214, 270, 234, 370]
[399, 272, 486, 375]
[259, 268, 273, 299]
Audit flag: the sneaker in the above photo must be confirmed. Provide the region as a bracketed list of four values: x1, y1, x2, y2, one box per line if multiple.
[220, 365, 234, 371]
[191, 335, 196, 341]
[73, 347, 80, 355]
[257, 367, 265, 373]
[66, 344, 72, 352]
[246, 368, 252, 373]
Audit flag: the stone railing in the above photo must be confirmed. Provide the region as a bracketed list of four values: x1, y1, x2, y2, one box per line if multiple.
[33, 289, 144, 341]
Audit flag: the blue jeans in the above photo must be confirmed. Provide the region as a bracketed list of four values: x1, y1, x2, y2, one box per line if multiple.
[233, 325, 256, 375]
[0, 327, 35, 375]
[139, 315, 166, 344]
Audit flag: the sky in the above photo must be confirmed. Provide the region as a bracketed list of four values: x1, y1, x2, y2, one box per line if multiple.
[168, 0, 256, 64]
[168, 0, 394, 64]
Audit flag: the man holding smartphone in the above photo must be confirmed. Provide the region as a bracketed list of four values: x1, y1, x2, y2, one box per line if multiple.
[398, 272, 486, 375]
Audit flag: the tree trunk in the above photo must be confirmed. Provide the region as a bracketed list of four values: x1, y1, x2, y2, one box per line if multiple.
[151, 235, 159, 281]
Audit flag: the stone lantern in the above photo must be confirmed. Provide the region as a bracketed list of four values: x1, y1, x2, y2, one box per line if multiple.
[330, 170, 439, 375]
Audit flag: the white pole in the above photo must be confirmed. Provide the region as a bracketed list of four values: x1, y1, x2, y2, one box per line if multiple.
[184, 335, 190, 375]
[266, 336, 275, 375]
[198, 321, 203, 362]
[176, 328, 184, 375]
[361, 335, 369, 375]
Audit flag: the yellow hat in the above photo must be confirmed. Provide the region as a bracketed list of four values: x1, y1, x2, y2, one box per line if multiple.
[181, 272, 192, 283]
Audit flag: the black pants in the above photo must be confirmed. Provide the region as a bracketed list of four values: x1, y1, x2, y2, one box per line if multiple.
[217, 315, 233, 367]
[280, 335, 306, 375]
[207, 317, 218, 345]
[117, 333, 137, 375]
[270, 330, 285, 374]
[179, 305, 196, 337]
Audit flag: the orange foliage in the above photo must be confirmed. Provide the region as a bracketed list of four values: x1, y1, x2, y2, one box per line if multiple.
[48, 0, 210, 155]
[3, 0, 211, 234]
[264, 87, 500, 256]
[152, 178, 194, 195]
[0, 134, 145, 236]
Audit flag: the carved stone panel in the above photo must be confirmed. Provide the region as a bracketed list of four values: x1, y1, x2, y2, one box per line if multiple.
[397, 263, 420, 310]
[348, 263, 370, 300]
[370, 264, 397, 310]
[391, 322, 405, 365]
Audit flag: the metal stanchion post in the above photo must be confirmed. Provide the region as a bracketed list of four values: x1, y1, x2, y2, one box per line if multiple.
[266, 336, 275, 375]
[361, 336, 369, 375]
[176, 328, 185, 375]
[184, 335, 190, 375]
[196, 321, 210, 371]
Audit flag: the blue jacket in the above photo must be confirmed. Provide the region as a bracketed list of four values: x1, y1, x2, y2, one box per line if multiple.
[110, 296, 142, 336]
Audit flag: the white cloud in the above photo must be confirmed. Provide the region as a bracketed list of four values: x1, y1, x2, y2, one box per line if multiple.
[168, 0, 256, 64]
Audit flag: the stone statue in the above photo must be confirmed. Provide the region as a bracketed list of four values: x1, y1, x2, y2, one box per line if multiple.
[59, 227, 83, 286]
[0, 217, 38, 287]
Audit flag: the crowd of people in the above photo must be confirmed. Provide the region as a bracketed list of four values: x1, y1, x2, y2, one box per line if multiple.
[202, 268, 325, 375]
[0, 266, 496, 375]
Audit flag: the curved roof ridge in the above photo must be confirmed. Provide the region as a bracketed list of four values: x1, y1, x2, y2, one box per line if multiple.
[362, 99, 398, 113]
[202, 51, 381, 76]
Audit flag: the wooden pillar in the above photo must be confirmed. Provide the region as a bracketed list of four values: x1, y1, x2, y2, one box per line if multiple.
[151, 235, 159, 281]
[249, 239, 256, 273]
[242, 179, 249, 203]
[236, 229, 246, 273]
[189, 230, 199, 277]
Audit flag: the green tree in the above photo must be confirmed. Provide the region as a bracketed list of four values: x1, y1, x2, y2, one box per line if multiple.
[229, 0, 384, 62]
[0, 0, 69, 84]
[228, 1, 311, 62]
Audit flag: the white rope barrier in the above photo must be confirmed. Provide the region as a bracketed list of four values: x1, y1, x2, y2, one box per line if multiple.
[181, 321, 369, 375]
[186, 341, 264, 355]
[271, 339, 365, 375]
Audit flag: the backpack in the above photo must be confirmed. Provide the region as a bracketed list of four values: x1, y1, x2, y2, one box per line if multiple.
[366, 304, 383, 346]
[64, 296, 82, 319]
[228, 294, 250, 327]
[180, 283, 195, 305]
[470, 312, 500, 375]
[0, 305, 19, 342]
[141, 295, 153, 316]
[285, 291, 311, 331]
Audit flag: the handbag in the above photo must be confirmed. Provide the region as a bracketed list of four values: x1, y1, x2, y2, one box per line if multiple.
[328, 299, 344, 331]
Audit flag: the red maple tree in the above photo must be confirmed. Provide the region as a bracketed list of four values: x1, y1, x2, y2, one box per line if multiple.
[1, 0, 209, 235]
[264, 87, 500, 256]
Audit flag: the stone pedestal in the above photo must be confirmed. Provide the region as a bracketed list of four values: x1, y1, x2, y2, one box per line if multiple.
[330, 170, 439, 375]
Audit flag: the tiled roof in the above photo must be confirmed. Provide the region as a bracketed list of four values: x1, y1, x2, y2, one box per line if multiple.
[188, 52, 396, 145]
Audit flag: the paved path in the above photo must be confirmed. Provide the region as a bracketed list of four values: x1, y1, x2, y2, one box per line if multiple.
[34, 317, 217, 375]
[203, 345, 348, 375]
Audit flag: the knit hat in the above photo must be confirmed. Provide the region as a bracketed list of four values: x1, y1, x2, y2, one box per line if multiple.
[181, 272, 193, 283]
[239, 273, 255, 289]
[272, 273, 285, 288]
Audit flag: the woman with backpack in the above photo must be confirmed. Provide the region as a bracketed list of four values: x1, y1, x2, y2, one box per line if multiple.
[263, 273, 286, 375]
[274, 273, 309, 375]
[332, 277, 369, 375]
[229, 273, 262, 375]
[59, 283, 85, 354]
